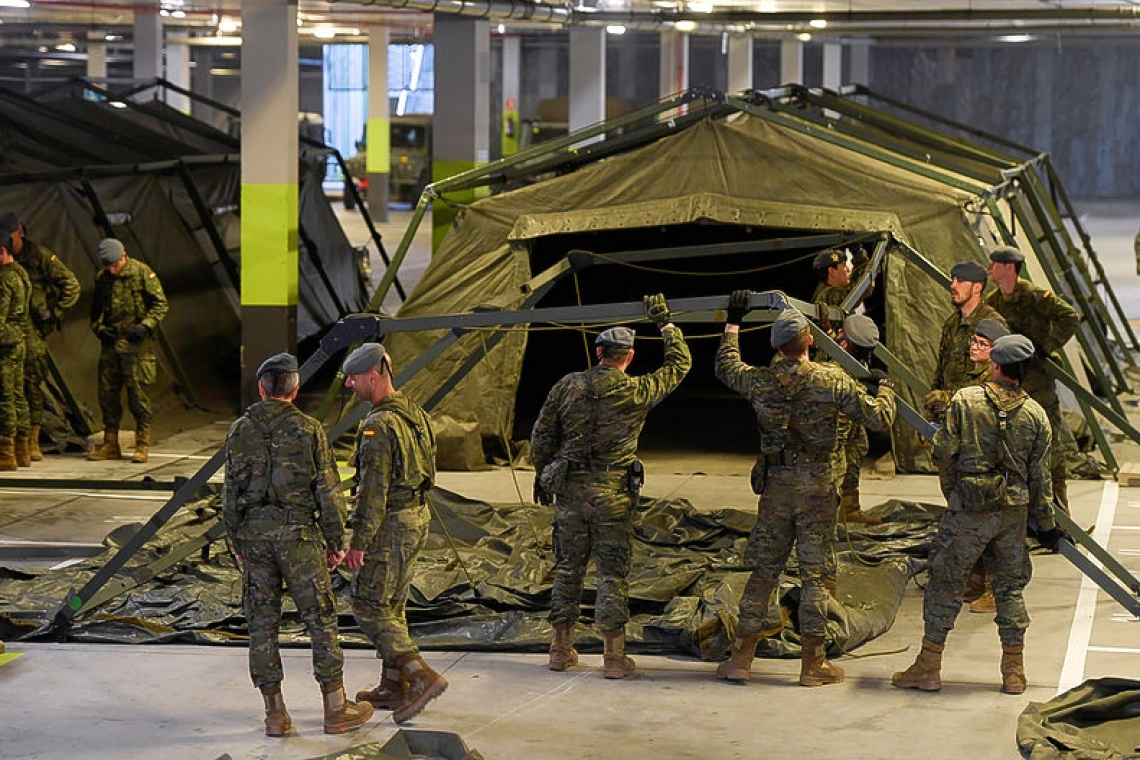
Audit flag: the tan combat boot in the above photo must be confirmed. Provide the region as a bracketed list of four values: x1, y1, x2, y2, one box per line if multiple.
[131, 429, 150, 464]
[356, 660, 408, 709]
[260, 685, 292, 737]
[1001, 645, 1027, 695]
[28, 424, 42, 461]
[548, 622, 579, 671]
[0, 436, 17, 471]
[799, 634, 845, 686]
[891, 638, 944, 691]
[716, 629, 763, 683]
[970, 586, 997, 614]
[322, 680, 373, 734]
[392, 652, 448, 724]
[601, 628, 636, 680]
[86, 429, 121, 461]
[838, 488, 881, 526]
[13, 434, 30, 467]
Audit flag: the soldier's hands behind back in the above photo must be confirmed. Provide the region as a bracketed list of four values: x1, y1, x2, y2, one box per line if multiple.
[726, 290, 752, 326]
[97, 325, 117, 342]
[1036, 526, 1066, 553]
[644, 293, 672, 328]
[533, 480, 552, 506]
[125, 324, 149, 344]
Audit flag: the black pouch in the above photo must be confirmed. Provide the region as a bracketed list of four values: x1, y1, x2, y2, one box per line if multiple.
[628, 459, 645, 495]
[749, 457, 768, 495]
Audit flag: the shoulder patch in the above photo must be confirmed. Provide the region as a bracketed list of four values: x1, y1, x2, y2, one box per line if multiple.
[362, 429, 375, 437]
[149, 272, 156, 279]
[49, 255, 58, 262]
[1042, 291, 1051, 298]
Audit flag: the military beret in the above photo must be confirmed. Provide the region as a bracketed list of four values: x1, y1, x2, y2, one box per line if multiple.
[0, 211, 19, 235]
[950, 260, 988, 283]
[974, 318, 1010, 343]
[342, 342, 386, 375]
[990, 334, 1034, 365]
[770, 308, 809, 348]
[0, 228, 9, 251]
[256, 352, 298, 378]
[812, 249, 846, 273]
[97, 238, 125, 266]
[842, 314, 879, 349]
[988, 246, 1026, 264]
[595, 326, 635, 349]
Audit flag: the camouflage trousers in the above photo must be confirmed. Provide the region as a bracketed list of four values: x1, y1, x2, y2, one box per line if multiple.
[841, 424, 869, 493]
[351, 502, 430, 661]
[739, 463, 838, 637]
[22, 328, 47, 426]
[0, 342, 27, 437]
[550, 470, 633, 633]
[241, 536, 344, 690]
[923, 504, 1032, 647]
[97, 342, 156, 431]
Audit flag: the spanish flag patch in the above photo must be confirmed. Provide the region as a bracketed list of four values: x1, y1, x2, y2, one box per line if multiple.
[362, 429, 375, 438]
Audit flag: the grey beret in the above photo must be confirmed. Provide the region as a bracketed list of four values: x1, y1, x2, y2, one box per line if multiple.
[988, 246, 1026, 264]
[97, 238, 125, 266]
[342, 342, 386, 375]
[0, 211, 19, 235]
[257, 352, 298, 378]
[812, 248, 845, 273]
[974, 318, 1010, 343]
[770, 308, 809, 348]
[990, 334, 1035, 365]
[950, 260, 988, 283]
[0, 229, 9, 251]
[842, 314, 879, 349]
[595, 326, 635, 349]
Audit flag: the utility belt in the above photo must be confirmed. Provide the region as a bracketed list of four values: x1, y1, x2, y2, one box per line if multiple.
[948, 469, 1012, 514]
[563, 459, 645, 502]
[764, 450, 830, 468]
[386, 487, 429, 511]
[566, 462, 630, 474]
[243, 503, 318, 526]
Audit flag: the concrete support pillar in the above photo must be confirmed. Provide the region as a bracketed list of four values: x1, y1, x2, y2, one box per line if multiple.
[823, 43, 842, 90]
[659, 31, 689, 98]
[432, 14, 490, 251]
[165, 41, 191, 113]
[501, 35, 521, 157]
[86, 34, 107, 99]
[569, 26, 605, 136]
[727, 35, 753, 93]
[849, 41, 870, 86]
[240, 0, 299, 404]
[366, 26, 390, 218]
[133, 11, 162, 101]
[780, 38, 803, 84]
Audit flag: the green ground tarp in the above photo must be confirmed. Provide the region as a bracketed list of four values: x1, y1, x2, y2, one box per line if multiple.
[1017, 678, 1140, 759]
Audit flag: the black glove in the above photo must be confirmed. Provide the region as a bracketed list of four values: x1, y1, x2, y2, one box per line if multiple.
[34, 308, 55, 326]
[533, 480, 551, 506]
[863, 368, 893, 393]
[96, 325, 117, 342]
[644, 293, 672, 329]
[125, 324, 150, 344]
[1036, 526, 1066, 553]
[726, 290, 752, 326]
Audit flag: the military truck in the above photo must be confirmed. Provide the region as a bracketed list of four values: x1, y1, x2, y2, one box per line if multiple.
[343, 114, 432, 208]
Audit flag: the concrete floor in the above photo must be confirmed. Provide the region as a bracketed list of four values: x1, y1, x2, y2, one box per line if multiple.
[1, 201, 1139, 759]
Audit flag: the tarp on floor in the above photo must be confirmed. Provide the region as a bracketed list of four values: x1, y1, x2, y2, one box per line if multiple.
[1017, 677, 1140, 759]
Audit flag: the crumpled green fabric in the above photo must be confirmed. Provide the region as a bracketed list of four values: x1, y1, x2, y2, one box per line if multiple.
[1017, 677, 1140, 759]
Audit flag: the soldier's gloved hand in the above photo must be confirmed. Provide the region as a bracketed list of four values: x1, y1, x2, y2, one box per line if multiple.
[34, 308, 55, 325]
[125, 324, 150, 344]
[644, 293, 672, 329]
[863, 368, 892, 393]
[725, 290, 752, 326]
[533, 480, 551, 506]
[96, 325, 117, 342]
[1036, 526, 1066, 553]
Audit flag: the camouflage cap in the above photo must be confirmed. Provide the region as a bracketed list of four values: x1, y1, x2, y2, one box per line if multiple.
[0, 211, 19, 235]
[950, 260, 988, 283]
[97, 238, 125, 266]
[842, 314, 879, 348]
[770, 308, 809, 348]
[812, 248, 846, 273]
[974, 318, 1010, 343]
[595, 327, 635, 349]
[342, 342, 386, 375]
[988, 246, 1026, 264]
[990, 334, 1034, 365]
[257, 352, 298, 378]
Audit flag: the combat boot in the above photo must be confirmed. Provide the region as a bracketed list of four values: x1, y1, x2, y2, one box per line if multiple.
[322, 680, 373, 734]
[838, 488, 881, 526]
[131, 429, 150, 464]
[259, 685, 292, 737]
[13, 434, 30, 467]
[601, 628, 636, 680]
[970, 587, 997, 614]
[548, 622, 579, 671]
[716, 629, 764, 683]
[392, 652, 448, 724]
[799, 635, 845, 686]
[891, 638, 943, 691]
[356, 660, 407, 709]
[28, 424, 42, 461]
[0, 436, 17, 471]
[1001, 645, 1027, 695]
[86, 429, 121, 461]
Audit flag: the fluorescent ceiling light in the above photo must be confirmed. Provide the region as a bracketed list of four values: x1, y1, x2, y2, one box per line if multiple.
[109, 101, 128, 108]
[687, 1, 712, 12]
[674, 20, 696, 31]
[796, 32, 811, 42]
[55, 42, 76, 52]
[105, 34, 123, 41]
[605, 24, 626, 34]
[997, 34, 1034, 43]
[809, 19, 827, 29]
[313, 26, 336, 39]
[218, 18, 239, 33]
[0, 0, 32, 7]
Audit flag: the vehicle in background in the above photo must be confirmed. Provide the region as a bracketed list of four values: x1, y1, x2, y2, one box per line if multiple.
[344, 114, 432, 209]
[518, 97, 634, 151]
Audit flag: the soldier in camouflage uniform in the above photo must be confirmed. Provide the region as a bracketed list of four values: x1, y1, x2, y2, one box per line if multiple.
[893, 334, 1062, 695]
[87, 238, 168, 465]
[0, 212, 80, 463]
[342, 342, 447, 723]
[0, 229, 29, 471]
[223, 352, 372, 737]
[811, 246, 874, 312]
[530, 294, 690, 679]
[986, 246, 1079, 510]
[832, 314, 885, 526]
[714, 293, 895, 687]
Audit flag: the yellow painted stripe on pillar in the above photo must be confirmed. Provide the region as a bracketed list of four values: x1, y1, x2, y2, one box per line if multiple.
[366, 117, 390, 174]
[240, 183, 298, 306]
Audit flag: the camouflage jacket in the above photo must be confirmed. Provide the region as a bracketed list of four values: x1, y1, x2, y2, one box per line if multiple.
[811, 252, 874, 310]
[16, 238, 80, 335]
[933, 379, 1053, 529]
[715, 331, 895, 468]
[90, 258, 168, 335]
[0, 261, 29, 348]
[932, 303, 1007, 393]
[986, 278, 1078, 398]
[530, 325, 691, 473]
[223, 399, 347, 549]
[351, 391, 437, 552]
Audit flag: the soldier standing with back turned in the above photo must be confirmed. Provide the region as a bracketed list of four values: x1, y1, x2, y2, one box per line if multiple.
[0, 227, 29, 471]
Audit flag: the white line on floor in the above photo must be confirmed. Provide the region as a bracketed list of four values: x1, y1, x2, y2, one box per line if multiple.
[1058, 481, 1119, 695]
[1110, 525, 1140, 530]
[1087, 645, 1140, 654]
[0, 488, 167, 500]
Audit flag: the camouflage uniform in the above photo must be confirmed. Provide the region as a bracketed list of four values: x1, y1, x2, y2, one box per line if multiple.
[223, 398, 348, 689]
[16, 238, 79, 427]
[89, 259, 168, 432]
[531, 325, 691, 631]
[927, 380, 1054, 647]
[986, 279, 1078, 500]
[715, 332, 895, 636]
[0, 261, 30, 438]
[812, 252, 874, 311]
[932, 304, 1006, 394]
[350, 391, 437, 661]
